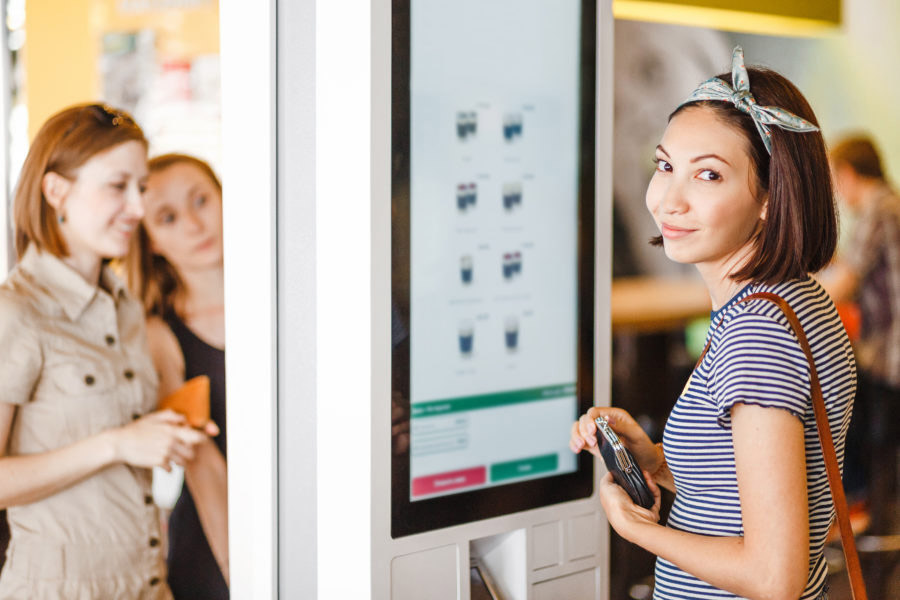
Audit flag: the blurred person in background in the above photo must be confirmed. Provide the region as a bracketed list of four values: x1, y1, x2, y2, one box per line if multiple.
[0, 103, 212, 599]
[126, 153, 229, 599]
[822, 135, 900, 535]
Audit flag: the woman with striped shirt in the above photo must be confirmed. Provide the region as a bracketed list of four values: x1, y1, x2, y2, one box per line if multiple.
[570, 48, 855, 600]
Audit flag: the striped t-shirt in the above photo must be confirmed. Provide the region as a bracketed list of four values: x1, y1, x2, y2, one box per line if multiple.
[654, 277, 856, 600]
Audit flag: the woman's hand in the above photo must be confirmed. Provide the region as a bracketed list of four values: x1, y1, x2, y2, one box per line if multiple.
[107, 409, 207, 471]
[598, 469, 661, 540]
[569, 407, 662, 474]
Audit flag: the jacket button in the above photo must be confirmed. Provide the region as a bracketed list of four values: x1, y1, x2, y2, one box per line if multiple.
[144, 495, 154, 505]
[124, 369, 134, 380]
[84, 375, 95, 386]
[149, 537, 159, 547]
[105, 335, 115, 346]
[132, 413, 141, 421]
[149, 577, 160, 586]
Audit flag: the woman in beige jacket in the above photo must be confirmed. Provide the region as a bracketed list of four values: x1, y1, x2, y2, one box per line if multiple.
[0, 104, 212, 599]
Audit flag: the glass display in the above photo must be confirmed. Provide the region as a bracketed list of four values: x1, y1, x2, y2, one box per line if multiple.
[392, 0, 595, 536]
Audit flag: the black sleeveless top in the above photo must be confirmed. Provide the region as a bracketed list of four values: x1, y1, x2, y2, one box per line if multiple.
[165, 313, 229, 599]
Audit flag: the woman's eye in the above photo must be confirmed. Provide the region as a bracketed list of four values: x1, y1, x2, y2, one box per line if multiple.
[194, 195, 207, 207]
[110, 182, 127, 191]
[653, 158, 672, 173]
[160, 212, 176, 225]
[697, 169, 721, 181]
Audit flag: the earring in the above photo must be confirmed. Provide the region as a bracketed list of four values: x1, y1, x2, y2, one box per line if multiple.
[58, 213, 65, 224]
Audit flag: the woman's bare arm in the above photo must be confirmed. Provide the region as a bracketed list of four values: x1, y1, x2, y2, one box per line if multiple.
[147, 316, 229, 584]
[0, 403, 204, 509]
[184, 441, 229, 584]
[0, 403, 116, 507]
[607, 403, 809, 600]
[146, 316, 186, 399]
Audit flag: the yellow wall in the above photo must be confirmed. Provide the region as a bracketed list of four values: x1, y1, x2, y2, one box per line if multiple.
[732, 0, 900, 186]
[25, 1, 97, 138]
[24, 0, 219, 140]
[614, 0, 841, 36]
[616, 0, 840, 22]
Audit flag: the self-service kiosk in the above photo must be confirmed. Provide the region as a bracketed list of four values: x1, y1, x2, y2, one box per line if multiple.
[221, 0, 614, 597]
[382, 2, 612, 597]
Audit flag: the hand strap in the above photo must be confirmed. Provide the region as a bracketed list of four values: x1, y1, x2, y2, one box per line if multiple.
[738, 292, 867, 600]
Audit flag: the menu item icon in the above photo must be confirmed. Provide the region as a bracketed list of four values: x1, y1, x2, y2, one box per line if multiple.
[502, 182, 523, 211]
[456, 110, 478, 140]
[504, 316, 519, 352]
[502, 112, 523, 141]
[456, 182, 477, 212]
[460, 255, 473, 284]
[502, 253, 514, 279]
[458, 320, 474, 355]
[502, 252, 523, 280]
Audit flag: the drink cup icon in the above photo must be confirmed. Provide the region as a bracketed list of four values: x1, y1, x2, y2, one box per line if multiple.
[456, 111, 468, 139]
[512, 113, 523, 136]
[502, 183, 515, 210]
[503, 113, 523, 141]
[457, 183, 476, 211]
[502, 253, 515, 280]
[459, 320, 474, 355]
[457, 111, 477, 139]
[505, 316, 519, 351]
[457, 184, 468, 211]
[513, 251, 522, 274]
[460, 255, 473, 284]
[503, 114, 515, 141]
[502, 182, 522, 211]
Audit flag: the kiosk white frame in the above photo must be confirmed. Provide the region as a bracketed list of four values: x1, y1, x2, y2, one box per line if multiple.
[221, 0, 614, 596]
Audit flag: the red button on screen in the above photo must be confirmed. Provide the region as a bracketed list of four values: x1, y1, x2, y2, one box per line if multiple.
[411, 466, 486, 497]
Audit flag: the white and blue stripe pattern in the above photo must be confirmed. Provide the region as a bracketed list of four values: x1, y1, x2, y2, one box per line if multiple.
[654, 277, 856, 599]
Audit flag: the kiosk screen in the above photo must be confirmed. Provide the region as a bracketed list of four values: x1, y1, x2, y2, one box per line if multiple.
[391, 0, 595, 536]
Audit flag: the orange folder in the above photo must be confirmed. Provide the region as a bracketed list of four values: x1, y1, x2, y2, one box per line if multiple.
[159, 375, 210, 428]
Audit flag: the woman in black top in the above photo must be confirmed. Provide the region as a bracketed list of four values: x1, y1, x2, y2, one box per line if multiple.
[126, 154, 229, 599]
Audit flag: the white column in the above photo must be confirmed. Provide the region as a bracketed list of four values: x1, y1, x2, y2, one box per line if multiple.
[316, 0, 378, 596]
[0, 0, 11, 273]
[219, 1, 278, 597]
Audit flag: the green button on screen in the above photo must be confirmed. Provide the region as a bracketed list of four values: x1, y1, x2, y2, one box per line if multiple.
[491, 453, 559, 482]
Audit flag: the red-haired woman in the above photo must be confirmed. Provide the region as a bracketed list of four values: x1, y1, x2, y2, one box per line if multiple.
[0, 104, 214, 598]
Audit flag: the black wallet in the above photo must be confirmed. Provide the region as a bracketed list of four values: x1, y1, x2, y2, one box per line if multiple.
[595, 417, 655, 509]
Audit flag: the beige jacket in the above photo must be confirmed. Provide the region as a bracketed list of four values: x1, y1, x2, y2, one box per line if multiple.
[0, 246, 170, 600]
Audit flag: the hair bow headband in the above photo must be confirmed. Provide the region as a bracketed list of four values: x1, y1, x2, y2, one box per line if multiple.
[678, 46, 819, 154]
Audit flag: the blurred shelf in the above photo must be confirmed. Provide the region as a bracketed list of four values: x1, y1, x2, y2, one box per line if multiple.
[611, 276, 710, 334]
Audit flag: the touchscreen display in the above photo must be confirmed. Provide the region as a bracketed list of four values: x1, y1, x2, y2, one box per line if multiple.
[407, 0, 583, 501]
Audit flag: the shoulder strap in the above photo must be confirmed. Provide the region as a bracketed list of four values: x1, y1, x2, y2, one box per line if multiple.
[739, 292, 867, 600]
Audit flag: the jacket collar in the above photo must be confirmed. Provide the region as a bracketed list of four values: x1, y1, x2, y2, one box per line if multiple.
[19, 244, 128, 321]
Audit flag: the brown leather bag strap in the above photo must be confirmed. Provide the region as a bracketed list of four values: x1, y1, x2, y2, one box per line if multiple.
[739, 292, 867, 600]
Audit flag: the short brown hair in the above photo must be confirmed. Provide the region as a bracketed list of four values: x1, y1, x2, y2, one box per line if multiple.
[124, 154, 222, 317]
[14, 103, 147, 259]
[830, 135, 884, 180]
[653, 67, 837, 285]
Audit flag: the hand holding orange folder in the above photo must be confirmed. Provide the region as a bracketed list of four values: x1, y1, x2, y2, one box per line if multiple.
[159, 375, 211, 428]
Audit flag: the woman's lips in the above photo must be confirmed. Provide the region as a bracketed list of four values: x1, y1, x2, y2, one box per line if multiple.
[661, 223, 696, 239]
[194, 237, 216, 252]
